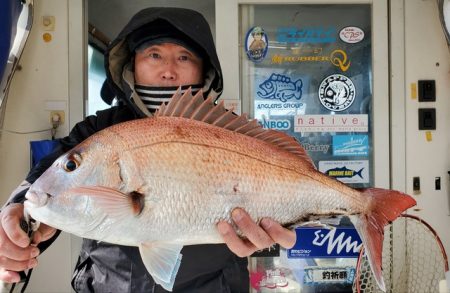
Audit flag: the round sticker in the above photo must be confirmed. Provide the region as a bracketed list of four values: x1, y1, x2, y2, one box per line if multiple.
[339, 26, 364, 44]
[245, 26, 268, 62]
[318, 74, 356, 112]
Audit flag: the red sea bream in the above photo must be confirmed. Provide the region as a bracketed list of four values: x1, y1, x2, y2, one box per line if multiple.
[24, 89, 416, 291]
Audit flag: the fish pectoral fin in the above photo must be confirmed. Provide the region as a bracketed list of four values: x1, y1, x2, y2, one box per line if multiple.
[68, 186, 139, 218]
[139, 242, 183, 292]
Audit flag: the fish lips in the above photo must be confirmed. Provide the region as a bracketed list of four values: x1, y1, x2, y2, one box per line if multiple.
[25, 190, 51, 208]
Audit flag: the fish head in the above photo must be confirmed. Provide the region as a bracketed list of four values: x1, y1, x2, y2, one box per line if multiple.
[258, 80, 276, 97]
[24, 136, 124, 236]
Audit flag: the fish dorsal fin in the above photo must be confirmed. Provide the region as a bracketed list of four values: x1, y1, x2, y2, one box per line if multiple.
[155, 87, 315, 168]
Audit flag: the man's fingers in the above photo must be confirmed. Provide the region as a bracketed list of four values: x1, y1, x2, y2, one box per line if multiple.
[217, 221, 257, 257]
[0, 228, 39, 262]
[0, 269, 21, 283]
[0, 256, 37, 272]
[231, 208, 274, 250]
[260, 218, 296, 249]
[1, 204, 29, 248]
[32, 224, 57, 244]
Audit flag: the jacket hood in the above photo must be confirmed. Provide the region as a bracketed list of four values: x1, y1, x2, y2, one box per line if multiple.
[104, 7, 223, 117]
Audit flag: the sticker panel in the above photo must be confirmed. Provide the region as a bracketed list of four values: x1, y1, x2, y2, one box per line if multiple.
[332, 135, 369, 156]
[276, 26, 337, 43]
[339, 26, 364, 44]
[294, 114, 368, 133]
[319, 160, 370, 183]
[318, 74, 356, 112]
[288, 227, 362, 258]
[245, 26, 269, 62]
[304, 266, 356, 285]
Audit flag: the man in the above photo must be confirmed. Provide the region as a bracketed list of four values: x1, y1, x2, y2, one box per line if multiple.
[0, 7, 295, 292]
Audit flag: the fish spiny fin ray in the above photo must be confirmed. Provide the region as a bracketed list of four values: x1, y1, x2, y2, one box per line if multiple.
[155, 87, 315, 167]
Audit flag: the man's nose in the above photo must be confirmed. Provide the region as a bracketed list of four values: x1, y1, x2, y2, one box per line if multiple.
[161, 61, 177, 80]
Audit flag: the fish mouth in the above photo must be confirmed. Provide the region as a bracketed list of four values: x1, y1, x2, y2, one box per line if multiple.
[25, 190, 51, 208]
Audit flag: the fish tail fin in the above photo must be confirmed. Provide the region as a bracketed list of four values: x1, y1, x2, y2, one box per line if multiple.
[350, 188, 416, 292]
[356, 168, 364, 178]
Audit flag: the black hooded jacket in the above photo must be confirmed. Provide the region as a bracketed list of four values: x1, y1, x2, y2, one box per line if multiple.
[10, 7, 249, 293]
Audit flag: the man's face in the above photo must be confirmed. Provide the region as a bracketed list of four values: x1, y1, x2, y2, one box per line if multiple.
[134, 43, 204, 86]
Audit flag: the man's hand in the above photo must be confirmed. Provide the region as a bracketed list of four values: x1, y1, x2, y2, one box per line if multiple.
[217, 208, 296, 257]
[0, 203, 56, 283]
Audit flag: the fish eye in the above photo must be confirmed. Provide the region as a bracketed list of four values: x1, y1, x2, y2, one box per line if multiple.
[63, 153, 82, 172]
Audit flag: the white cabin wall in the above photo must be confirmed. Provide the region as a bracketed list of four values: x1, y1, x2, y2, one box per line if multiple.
[0, 0, 84, 292]
[391, 0, 450, 257]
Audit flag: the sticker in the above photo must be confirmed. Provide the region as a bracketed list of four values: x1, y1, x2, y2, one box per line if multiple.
[250, 268, 290, 290]
[319, 74, 356, 111]
[304, 266, 356, 284]
[277, 27, 337, 43]
[271, 49, 351, 72]
[257, 74, 303, 102]
[319, 160, 369, 183]
[332, 135, 369, 156]
[260, 118, 291, 130]
[288, 227, 362, 258]
[339, 26, 365, 43]
[294, 114, 368, 133]
[301, 143, 330, 154]
[245, 26, 268, 62]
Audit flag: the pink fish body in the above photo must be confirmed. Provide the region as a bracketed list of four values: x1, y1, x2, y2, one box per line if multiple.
[25, 90, 416, 291]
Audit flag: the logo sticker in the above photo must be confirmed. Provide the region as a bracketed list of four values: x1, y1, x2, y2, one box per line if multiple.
[294, 114, 368, 133]
[257, 73, 303, 102]
[250, 269, 290, 290]
[339, 26, 365, 44]
[271, 49, 351, 72]
[319, 74, 356, 111]
[288, 227, 362, 258]
[333, 135, 369, 156]
[319, 160, 369, 183]
[277, 27, 337, 43]
[304, 266, 356, 285]
[301, 143, 330, 154]
[260, 118, 291, 130]
[245, 26, 268, 62]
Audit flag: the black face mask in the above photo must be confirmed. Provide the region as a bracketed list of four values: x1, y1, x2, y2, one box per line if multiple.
[134, 84, 203, 113]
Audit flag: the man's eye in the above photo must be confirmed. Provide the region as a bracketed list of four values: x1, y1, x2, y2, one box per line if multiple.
[148, 53, 161, 59]
[179, 55, 189, 61]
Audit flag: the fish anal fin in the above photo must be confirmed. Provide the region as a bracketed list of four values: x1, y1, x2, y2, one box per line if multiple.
[139, 242, 183, 292]
[350, 188, 416, 292]
[155, 88, 315, 169]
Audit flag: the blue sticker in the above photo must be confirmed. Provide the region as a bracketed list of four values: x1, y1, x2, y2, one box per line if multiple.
[276, 27, 337, 43]
[333, 135, 369, 156]
[245, 26, 268, 62]
[260, 118, 291, 130]
[257, 73, 303, 102]
[288, 227, 362, 258]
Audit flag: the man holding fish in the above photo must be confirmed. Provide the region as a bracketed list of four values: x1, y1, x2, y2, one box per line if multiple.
[0, 7, 296, 292]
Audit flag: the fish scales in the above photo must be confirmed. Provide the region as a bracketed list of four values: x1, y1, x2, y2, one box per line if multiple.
[98, 117, 365, 241]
